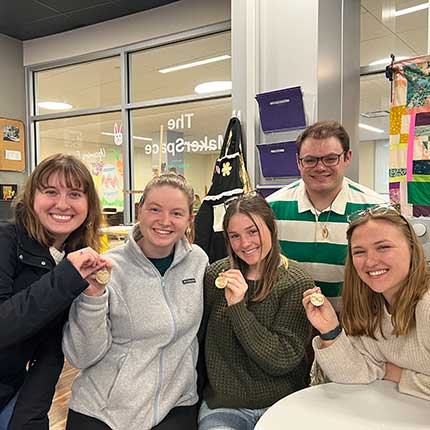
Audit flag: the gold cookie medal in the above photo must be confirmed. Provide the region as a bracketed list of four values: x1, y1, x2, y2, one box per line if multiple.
[310, 292, 325, 307]
[95, 268, 111, 285]
[215, 275, 228, 289]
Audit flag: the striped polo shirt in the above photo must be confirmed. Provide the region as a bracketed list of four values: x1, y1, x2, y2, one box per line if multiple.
[267, 178, 386, 298]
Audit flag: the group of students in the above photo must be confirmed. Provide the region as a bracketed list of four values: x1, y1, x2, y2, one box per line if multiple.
[0, 142, 429, 430]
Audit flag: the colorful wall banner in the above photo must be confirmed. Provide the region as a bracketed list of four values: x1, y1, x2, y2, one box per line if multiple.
[390, 56, 430, 216]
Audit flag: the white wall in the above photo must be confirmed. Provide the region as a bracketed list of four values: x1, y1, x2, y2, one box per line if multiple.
[0, 34, 27, 189]
[23, 0, 230, 66]
[358, 140, 375, 189]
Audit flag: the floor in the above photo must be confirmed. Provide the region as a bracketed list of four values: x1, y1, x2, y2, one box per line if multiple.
[48, 361, 78, 430]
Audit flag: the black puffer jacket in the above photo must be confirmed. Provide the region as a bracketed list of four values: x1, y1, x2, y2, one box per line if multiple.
[0, 222, 88, 430]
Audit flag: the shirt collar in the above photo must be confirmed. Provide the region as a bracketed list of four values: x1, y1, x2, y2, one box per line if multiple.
[297, 178, 349, 215]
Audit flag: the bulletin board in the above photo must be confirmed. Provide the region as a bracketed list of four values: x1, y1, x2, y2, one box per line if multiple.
[0, 117, 25, 172]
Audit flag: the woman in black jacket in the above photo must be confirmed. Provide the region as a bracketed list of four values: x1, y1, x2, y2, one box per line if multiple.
[0, 154, 111, 430]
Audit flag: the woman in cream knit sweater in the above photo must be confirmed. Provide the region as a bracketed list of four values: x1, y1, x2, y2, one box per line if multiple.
[303, 204, 430, 401]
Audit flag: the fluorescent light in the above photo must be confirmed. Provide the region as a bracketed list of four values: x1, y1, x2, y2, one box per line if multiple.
[133, 135, 152, 141]
[395, 3, 428, 16]
[194, 81, 232, 94]
[38, 101, 73, 110]
[359, 123, 385, 133]
[360, 110, 390, 118]
[101, 132, 152, 141]
[159, 55, 231, 74]
[368, 56, 408, 66]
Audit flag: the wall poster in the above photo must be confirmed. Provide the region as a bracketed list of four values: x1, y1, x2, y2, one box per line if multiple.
[0, 117, 25, 172]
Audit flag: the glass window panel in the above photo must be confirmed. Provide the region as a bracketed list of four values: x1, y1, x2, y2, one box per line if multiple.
[361, 0, 428, 67]
[359, 73, 390, 195]
[131, 97, 232, 210]
[37, 112, 125, 223]
[130, 32, 231, 102]
[35, 56, 121, 115]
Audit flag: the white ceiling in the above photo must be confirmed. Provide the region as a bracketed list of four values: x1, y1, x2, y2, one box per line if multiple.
[360, 0, 429, 141]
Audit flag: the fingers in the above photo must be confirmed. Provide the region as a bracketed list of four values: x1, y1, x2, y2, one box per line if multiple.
[222, 270, 247, 293]
[68, 248, 114, 280]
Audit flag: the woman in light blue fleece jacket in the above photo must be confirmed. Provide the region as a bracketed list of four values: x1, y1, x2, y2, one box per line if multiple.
[62, 173, 208, 430]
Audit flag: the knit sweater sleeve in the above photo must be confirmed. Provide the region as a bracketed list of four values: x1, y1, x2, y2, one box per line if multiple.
[62, 289, 112, 369]
[398, 294, 430, 401]
[225, 262, 313, 376]
[313, 331, 387, 383]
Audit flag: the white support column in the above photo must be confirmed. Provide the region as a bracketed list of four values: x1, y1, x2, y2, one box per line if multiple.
[232, 0, 361, 187]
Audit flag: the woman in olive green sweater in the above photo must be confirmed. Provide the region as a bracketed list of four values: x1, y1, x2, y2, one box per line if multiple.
[198, 193, 313, 430]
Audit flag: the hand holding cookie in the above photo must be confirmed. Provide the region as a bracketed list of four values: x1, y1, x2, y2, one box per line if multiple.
[302, 287, 339, 334]
[221, 269, 248, 307]
[84, 257, 113, 297]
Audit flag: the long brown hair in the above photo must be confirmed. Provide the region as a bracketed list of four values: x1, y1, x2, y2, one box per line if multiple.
[342, 210, 430, 338]
[222, 193, 281, 301]
[13, 154, 101, 251]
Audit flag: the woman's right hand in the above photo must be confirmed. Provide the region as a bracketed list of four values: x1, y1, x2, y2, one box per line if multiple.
[302, 287, 339, 334]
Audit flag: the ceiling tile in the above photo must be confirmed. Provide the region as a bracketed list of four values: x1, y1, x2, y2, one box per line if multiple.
[18, 15, 81, 40]
[0, 0, 180, 40]
[112, 0, 180, 14]
[65, 4, 131, 27]
[39, 0, 112, 14]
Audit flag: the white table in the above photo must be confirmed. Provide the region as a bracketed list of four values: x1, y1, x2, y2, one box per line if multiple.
[255, 381, 430, 430]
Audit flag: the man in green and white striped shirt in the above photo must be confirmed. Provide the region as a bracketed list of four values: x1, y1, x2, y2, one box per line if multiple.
[267, 121, 385, 310]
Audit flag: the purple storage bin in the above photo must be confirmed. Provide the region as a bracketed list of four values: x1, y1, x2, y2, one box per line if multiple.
[255, 86, 306, 133]
[257, 187, 284, 198]
[257, 141, 300, 178]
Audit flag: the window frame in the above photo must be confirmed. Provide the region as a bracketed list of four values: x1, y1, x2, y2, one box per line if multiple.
[26, 21, 231, 224]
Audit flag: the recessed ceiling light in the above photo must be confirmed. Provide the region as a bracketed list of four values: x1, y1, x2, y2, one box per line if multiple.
[194, 81, 232, 94]
[38, 101, 73, 110]
[360, 110, 390, 118]
[101, 132, 152, 141]
[395, 3, 428, 17]
[368, 56, 408, 66]
[359, 123, 385, 133]
[159, 55, 231, 74]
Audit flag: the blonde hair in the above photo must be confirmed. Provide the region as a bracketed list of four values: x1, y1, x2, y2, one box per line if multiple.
[139, 173, 194, 214]
[342, 210, 430, 338]
[223, 193, 281, 302]
[13, 154, 102, 251]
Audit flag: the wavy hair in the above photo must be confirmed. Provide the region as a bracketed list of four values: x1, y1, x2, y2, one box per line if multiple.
[296, 120, 350, 155]
[222, 193, 281, 301]
[342, 210, 430, 338]
[13, 154, 101, 251]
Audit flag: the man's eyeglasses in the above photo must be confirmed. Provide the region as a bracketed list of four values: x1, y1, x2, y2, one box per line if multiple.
[347, 203, 403, 224]
[298, 151, 346, 169]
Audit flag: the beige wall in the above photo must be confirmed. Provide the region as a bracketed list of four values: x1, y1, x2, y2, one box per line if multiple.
[23, 0, 230, 65]
[358, 140, 375, 189]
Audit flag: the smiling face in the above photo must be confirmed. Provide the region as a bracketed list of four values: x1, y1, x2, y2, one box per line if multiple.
[33, 172, 88, 249]
[226, 212, 272, 277]
[138, 185, 192, 258]
[350, 219, 411, 304]
[298, 136, 351, 200]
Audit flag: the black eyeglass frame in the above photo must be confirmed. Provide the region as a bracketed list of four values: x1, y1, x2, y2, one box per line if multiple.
[298, 150, 347, 169]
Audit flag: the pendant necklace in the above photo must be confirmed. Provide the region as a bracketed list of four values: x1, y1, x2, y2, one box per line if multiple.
[317, 205, 332, 240]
